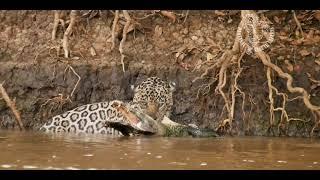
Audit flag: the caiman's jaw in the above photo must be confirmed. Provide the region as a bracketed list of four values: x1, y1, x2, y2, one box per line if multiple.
[111, 101, 159, 133]
[133, 111, 158, 133]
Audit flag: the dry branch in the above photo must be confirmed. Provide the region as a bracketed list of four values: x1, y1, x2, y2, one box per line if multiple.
[0, 83, 24, 131]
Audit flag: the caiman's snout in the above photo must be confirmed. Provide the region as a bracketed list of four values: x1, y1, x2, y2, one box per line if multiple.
[136, 120, 157, 133]
[112, 101, 158, 134]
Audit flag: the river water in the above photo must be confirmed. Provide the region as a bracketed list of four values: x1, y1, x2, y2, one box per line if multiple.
[0, 130, 319, 170]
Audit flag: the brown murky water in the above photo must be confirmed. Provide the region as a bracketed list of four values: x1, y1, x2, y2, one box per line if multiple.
[0, 130, 320, 170]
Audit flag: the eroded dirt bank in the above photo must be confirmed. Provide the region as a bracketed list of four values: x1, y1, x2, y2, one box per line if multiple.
[0, 10, 320, 137]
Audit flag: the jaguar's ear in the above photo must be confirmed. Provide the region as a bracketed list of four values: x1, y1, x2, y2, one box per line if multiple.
[169, 81, 176, 92]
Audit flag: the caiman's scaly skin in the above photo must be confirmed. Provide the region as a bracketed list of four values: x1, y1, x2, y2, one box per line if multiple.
[117, 102, 219, 137]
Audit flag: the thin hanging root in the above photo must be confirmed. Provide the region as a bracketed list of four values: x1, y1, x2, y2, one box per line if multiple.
[217, 67, 231, 121]
[40, 94, 71, 111]
[63, 10, 77, 58]
[293, 11, 305, 38]
[196, 28, 242, 132]
[183, 10, 189, 23]
[40, 64, 80, 114]
[267, 67, 276, 128]
[0, 83, 24, 131]
[119, 10, 131, 73]
[256, 50, 320, 135]
[111, 10, 119, 50]
[192, 51, 232, 83]
[64, 65, 81, 98]
[68, 65, 81, 97]
[215, 44, 244, 130]
[231, 66, 246, 127]
[266, 67, 300, 134]
[229, 49, 247, 126]
[52, 10, 61, 41]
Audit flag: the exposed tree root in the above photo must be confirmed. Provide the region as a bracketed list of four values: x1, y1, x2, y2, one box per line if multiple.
[40, 93, 72, 117]
[63, 65, 81, 98]
[231, 54, 246, 127]
[160, 11, 177, 22]
[52, 10, 61, 41]
[111, 10, 119, 50]
[195, 10, 319, 137]
[257, 51, 320, 136]
[266, 67, 305, 135]
[0, 82, 24, 131]
[293, 10, 305, 38]
[39, 64, 81, 120]
[119, 10, 131, 73]
[63, 10, 77, 58]
[51, 10, 79, 58]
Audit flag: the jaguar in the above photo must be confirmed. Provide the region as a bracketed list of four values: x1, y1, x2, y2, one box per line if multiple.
[131, 76, 176, 122]
[39, 77, 176, 136]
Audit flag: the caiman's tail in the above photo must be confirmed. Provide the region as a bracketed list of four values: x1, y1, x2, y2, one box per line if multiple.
[186, 126, 220, 137]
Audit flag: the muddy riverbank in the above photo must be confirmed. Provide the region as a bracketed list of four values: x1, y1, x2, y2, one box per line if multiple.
[0, 10, 320, 137]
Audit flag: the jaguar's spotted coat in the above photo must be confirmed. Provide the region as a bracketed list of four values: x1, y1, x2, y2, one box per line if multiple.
[39, 100, 133, 136]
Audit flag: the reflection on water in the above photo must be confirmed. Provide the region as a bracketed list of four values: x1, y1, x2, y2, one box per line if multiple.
[0, 130, 320, 169]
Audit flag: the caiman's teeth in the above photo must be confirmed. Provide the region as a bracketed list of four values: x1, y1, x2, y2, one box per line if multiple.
[136, 122, 147, 131]
[137, 122, 143, 129]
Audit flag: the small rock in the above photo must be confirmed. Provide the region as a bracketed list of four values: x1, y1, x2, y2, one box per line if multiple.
[197, 37, 204, 45]
[23, 165, 37, 169]
[154, 25, 163, 37]
[195, 30, 202, 36]
[90, 47, 96, 57]
[277, 160, 287, 163]
[200, 162, 207, 166]
[299, 49, 311, 57]
[83, 154, 94, 157]
[191, 36, 198, 41]
[1, 164, 13, 168]
[277, 56, 284, 60]
[183, 28, 188, 35]
[172, 32, 180, 39]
